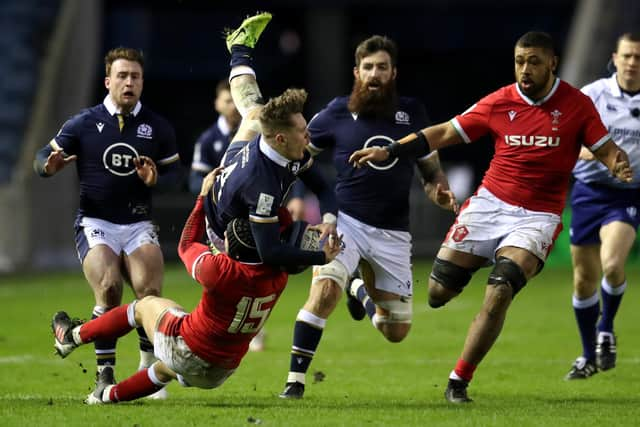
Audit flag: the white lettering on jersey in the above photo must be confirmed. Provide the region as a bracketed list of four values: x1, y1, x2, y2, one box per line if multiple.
[102, 142, 140, 176]
[256, 193, 275, 216]
[504, 135, 560, 147]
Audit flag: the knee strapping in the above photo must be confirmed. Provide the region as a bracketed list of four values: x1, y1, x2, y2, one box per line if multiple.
[430, 257, 476, 293]
[312, 260, 349, 290]
[487, 256, 527, 297]
[375, 299, 412, 324]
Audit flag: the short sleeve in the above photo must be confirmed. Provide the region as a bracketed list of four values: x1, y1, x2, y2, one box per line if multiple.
[451, 94, 494, 143]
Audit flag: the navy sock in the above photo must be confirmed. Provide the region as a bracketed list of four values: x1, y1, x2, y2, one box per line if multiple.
[573, 295, 599, 361]
[355, 285, 377, 319]
[288, 320, 323, 375]
[92, 307, 116, 370]
[230, 45, 254, 68]
[597, 279, 626, 333]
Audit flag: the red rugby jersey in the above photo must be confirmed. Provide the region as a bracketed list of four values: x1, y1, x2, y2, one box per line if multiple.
[177, 197, 288, 368]
[452, 79, 610, 215]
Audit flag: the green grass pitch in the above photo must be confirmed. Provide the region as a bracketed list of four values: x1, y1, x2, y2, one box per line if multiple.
[1, 261, 639, 426]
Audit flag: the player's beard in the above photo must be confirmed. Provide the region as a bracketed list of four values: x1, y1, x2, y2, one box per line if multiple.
[348, 78, 398, 120]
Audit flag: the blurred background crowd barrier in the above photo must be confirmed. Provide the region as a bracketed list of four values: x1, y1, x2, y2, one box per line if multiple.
[1, 0, 638, 272]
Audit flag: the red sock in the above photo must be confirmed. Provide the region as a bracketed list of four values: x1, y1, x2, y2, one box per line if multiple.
[109, 368, 163, 402]
[454, 358, 477, 382]
[79, 305, 133, 343]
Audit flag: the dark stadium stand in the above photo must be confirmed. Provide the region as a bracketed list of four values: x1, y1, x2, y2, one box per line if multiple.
[0, 1, 60, 183]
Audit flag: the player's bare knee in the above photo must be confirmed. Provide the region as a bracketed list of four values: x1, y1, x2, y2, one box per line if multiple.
[487, 256, 527, 299]
[380, 323, 411, 343]
[428, 258, 475, 308]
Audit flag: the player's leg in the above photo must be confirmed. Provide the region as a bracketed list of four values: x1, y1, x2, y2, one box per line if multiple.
[85, 297, 181, 404]
[82, 245, 124, 390]
[225, 12, 272, 143]
[446, 247, 536, 403]
[566, 243, 600, 379]
[428, 247, 483, 308]
[280, 264, 349, 399]
[124, 225, 166, 398]
[596, 220, 636, 370]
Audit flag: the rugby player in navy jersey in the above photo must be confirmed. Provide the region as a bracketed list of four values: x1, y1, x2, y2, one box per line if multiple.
[200, 12, 339, 277]
[34, 47, 180, 399]
[188, 80, 241, 195]
[278, 35, 458, 398]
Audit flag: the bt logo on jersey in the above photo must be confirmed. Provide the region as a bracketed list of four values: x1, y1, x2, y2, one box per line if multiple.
[103, 142, 140, 176]
[504, 135, 560, 147]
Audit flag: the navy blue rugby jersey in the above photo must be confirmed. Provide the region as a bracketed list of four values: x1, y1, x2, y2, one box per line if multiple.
[308, 96, 429, 231]
[191, 116, 234, 174]
[53, 97, 179, 224]
[207, 136, 314, 238]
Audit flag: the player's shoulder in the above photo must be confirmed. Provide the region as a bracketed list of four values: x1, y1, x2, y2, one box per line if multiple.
[139, 105, 174, 128]
[580, 76, 611, 98]
[398, 96, 426, 112]
[324, 96, 350, 114]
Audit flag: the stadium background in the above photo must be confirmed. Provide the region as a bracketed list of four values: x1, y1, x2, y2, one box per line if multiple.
[0, 0, 638, 272]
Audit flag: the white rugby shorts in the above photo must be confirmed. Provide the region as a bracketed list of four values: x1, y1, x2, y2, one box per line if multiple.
[335, 212, 413, 297]
[442, 187, 562, 262]
[75, 216, 160, 261]
[154, 307, 235, 389]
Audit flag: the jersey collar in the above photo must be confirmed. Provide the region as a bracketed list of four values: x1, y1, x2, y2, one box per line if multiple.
[217, 115, 231, 136]
[515, 77, 560, 106]
[259, 135, 290, 168]
[103, 95, 142, 117]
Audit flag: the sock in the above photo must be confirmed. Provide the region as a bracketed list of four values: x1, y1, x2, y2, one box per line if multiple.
[81, 305, 134, 343]
[353, 281, 377, 319]
[451, 358, 477, 383]
[137, 326, 156, 369]
[597, 277, 626, 333]
[91, 306, 118, 372]
[572, 292, 599, 361]
[230, 45, 254, 68]
[286, 309, 326, 384]
[107, 368, 166, 402]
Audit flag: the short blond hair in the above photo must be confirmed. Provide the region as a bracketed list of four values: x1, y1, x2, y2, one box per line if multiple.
[259, 88, 307, 137]
[104, 47, 144, 76]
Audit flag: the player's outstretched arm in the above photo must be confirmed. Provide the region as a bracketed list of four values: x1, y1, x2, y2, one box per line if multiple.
[348, 122, 462, 167]
[33, 141, 77, 177]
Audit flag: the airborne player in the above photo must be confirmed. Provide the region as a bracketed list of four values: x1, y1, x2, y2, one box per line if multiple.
[34, 47, 180, 399]
[350, 31, 633, 403]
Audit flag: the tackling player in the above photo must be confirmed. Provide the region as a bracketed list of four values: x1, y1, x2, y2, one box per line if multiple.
[350, 31, 633, 403]
[34, 47, 180, 399]
[51, 168, 342, 404]
[565, 32, 640, 380]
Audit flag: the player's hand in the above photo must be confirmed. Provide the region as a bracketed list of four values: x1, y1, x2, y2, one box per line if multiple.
[349, 146, 389, 168]
[43, 149, 77, 175]
[134, 156, 158, 187]
[613, 150, 633, 183]
[432, 183, 459, 214]
[578, 146, 595, 161]
[200, 166, 224, 196]
[309, 222, 337, 243]
[322, 233, 343, 263]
